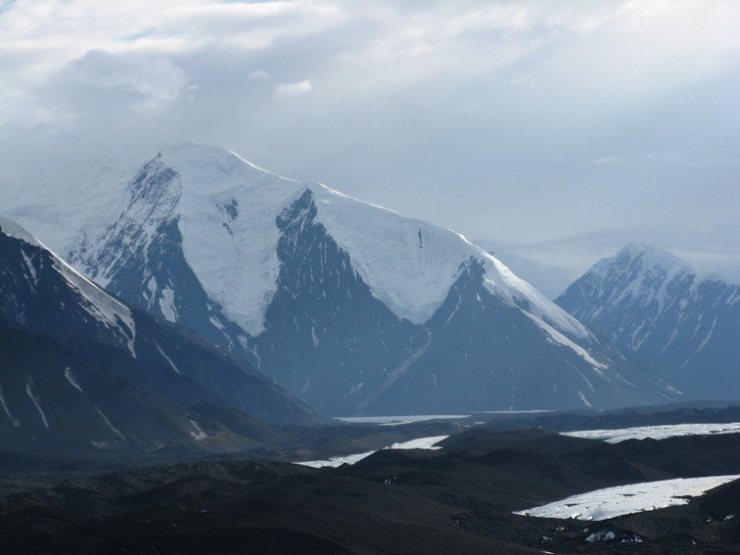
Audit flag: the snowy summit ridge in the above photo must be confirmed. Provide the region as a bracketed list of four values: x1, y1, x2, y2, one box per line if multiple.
[2, 141, 683, 414]
[590, 242, 695, 280]
[157, 142, 590, 340]
[22, 141, 588, 342]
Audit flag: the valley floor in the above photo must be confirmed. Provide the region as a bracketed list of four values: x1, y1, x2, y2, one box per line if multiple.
[2, 405, 740, 554]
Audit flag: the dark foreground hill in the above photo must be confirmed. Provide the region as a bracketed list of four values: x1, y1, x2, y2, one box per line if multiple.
[1, 422, 739, 554]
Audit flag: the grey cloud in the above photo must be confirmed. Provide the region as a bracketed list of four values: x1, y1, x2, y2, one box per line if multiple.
[1, 0, 739, 276]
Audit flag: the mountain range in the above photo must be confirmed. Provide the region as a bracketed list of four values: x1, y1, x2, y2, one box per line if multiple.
[3, 142, 682, 415]
[1, 143, 737, 555]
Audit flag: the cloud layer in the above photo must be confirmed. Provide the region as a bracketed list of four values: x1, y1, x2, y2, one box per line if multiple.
[2, 0, 739, 268]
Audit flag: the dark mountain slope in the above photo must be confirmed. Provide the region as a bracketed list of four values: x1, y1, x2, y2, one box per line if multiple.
[557, 244, 740, 399]
[0, 216, 320, 453]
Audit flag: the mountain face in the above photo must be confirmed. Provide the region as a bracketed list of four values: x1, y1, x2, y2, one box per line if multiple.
[0, 217, 320, 452]
[557, 244, 740, 400]
[4, 142, 681, 415]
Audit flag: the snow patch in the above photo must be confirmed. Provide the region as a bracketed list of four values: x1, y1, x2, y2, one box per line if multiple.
[209, 315, 225, 332]
[695, 316, 717, 355]
[390, 435, 448, 450]
[335, 414, 469, 426]
[563, 422, 740, 443]
[158, 287, 177, 321]
[296, 450, 375, 469]
[146, 276, 157, 300]
[20, 250, 38, 285]
[25, 376, 49, 430]
[94, 404, 126, 441]
[64, 367, 84, 393]
[0, 385, 20, 427]
[189, 419, 208, 441]
[153, 341, 181, 375]
[294, 435, 449, 468]
[481, 409, 555, 414]
[578, 390, 592, 408]
[585, 530, 615, 543]
[515, 475, 740, 521]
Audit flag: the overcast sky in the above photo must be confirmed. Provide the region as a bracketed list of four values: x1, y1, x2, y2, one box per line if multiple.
[2, 0, 739, 276]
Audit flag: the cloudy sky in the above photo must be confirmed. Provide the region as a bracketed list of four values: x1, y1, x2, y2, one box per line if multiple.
[2, 0, 739, 279]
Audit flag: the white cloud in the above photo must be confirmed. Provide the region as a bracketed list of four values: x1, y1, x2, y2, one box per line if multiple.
[274, 79, 312, 99]
[248, 69, 272, 81]
[3, 1, 739, 118]
[0, 0, 739, 256]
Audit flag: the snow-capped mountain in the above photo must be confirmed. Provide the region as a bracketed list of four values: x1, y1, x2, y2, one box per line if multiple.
[557, 244, 740, 400]
[0, 217, 319, 452]
[4, 142, 680, 414]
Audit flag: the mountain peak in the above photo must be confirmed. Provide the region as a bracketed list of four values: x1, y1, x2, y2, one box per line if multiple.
[157, 141, 240, 167]
[557, 242, 740, 402]
[0, 215, 42, 248]
[591, 243, 694, 279]
[619, 242, 685, 262]
[154, 141, 297, 194]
